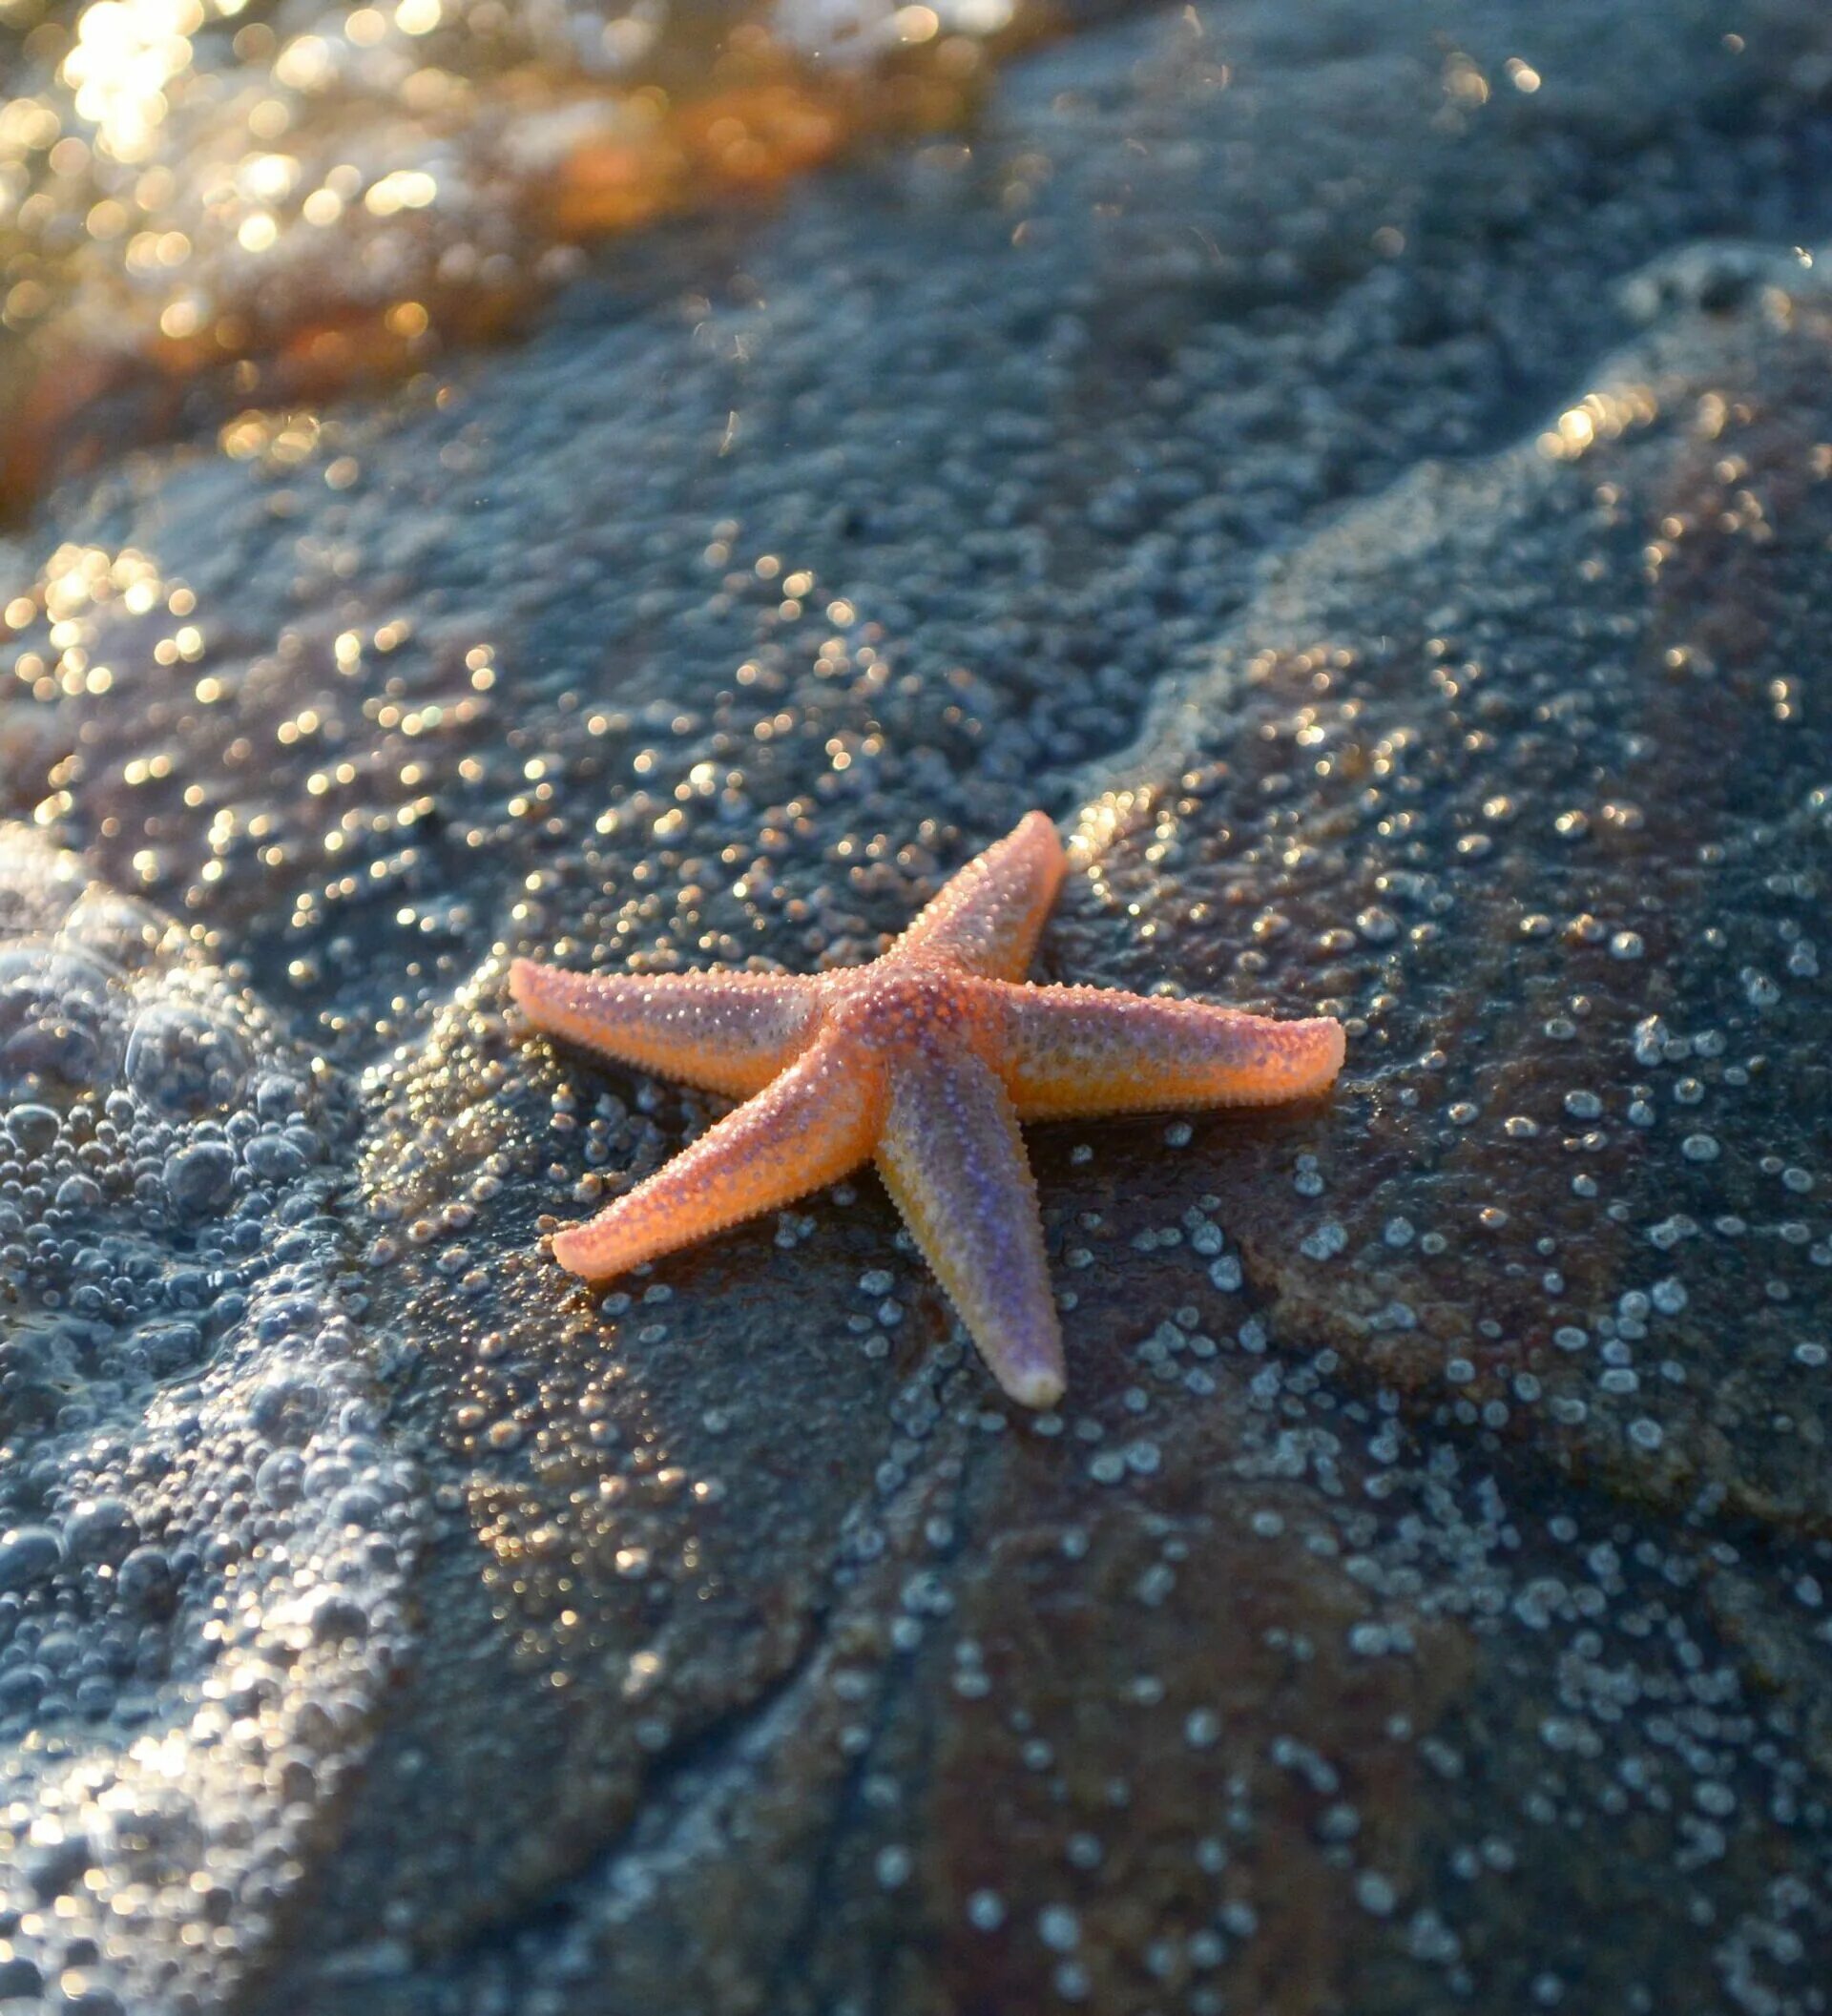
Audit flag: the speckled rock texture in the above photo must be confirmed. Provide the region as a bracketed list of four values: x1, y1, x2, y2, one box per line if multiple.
[3, 2, 1832, 2012]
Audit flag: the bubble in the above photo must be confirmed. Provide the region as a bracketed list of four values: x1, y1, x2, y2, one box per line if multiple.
[1038, 1903, 1082, 1951]
[75, 1674, 121, 1721]
[6, 1101, 60, 1156]
[125, 998, 252, 1116]
[1357, 1872, 1398, 1916]
[0, 1525, 64, 1592]
[59, 889, 170, 973]
[63, 1497, 138, 1568]
[56, 1978, 121, 2016]
[162, 1140, 236, 1213]
[253, 1072, 306, 1122]
[247, 1373, 327, 1444]
[0, 945, 120, 1100]
[135, 1320, 206, 1378]
[115, 1547, 177, 1619]
[243, 1133, 309, 1184]
[1631, 1015, 1670, 1066]
[305, 1590, 370, 1644]
[0, 1669, 47, 1719]
[256, 1448, 305, 1507]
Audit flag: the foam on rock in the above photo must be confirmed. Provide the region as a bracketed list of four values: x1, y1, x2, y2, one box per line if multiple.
[0, 826, 421, 2013]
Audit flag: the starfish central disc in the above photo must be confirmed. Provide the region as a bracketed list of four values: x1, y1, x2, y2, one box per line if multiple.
[510, 810, 1345, 1407]
[826, 966, 992, 1052]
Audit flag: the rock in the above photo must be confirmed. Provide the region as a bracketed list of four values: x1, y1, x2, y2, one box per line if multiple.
[2, 1, 1832, 2012]
[1061, 252, 1832, 1531]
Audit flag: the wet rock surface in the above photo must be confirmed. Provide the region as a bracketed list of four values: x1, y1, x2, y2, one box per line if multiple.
[1063, 256, 1832, 1531]
[1, 1, 1831, 2012]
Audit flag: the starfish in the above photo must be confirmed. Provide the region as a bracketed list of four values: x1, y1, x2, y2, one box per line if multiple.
[510, 812, 1344, 1407]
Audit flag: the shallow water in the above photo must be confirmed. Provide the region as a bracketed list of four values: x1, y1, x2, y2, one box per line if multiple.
[2, 2, 1832, 2011]
[0, 0, 1092, 513]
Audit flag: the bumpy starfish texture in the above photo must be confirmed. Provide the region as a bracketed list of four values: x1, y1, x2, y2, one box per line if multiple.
[510, 812, 1345, 1408]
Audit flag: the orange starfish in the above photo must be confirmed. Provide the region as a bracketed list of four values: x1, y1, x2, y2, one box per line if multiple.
[510, 812, 1344, 1407]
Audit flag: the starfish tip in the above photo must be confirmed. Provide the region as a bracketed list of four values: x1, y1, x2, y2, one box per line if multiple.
[549, 1223, 606, 1280]
[1317, 1015, 1347, 1079]
[1005, 1364, 1067, 1410]
[1017, 809, 1066, 863]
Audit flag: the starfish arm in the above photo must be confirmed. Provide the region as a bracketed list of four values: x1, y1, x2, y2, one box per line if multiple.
[993, 984, 1345, 1121]
[874, 1050, 1066, 1408]
[510, 958, 822, 1098]
[890, 811, 1067, 982]
[550, 1034, 883, 1281]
